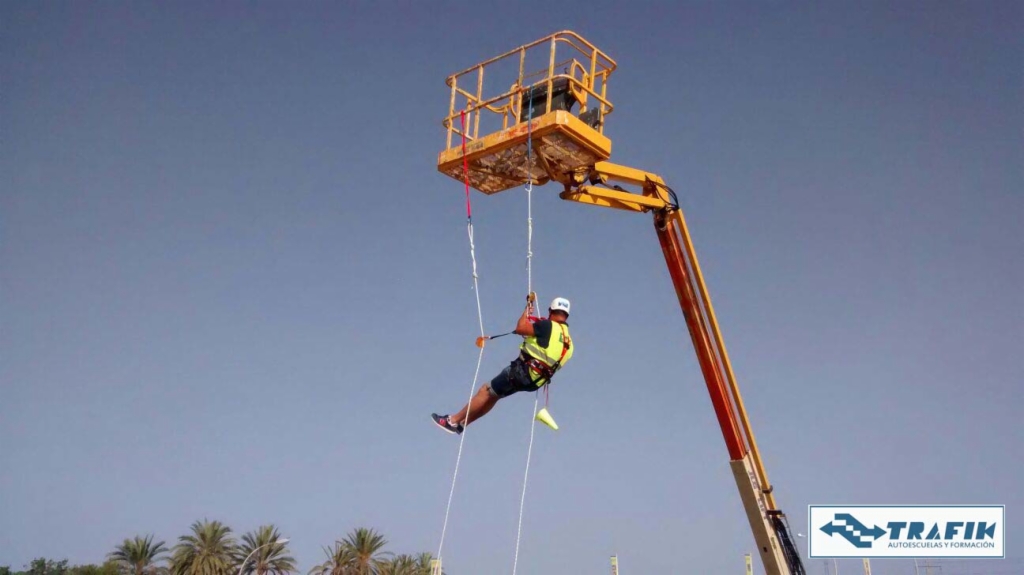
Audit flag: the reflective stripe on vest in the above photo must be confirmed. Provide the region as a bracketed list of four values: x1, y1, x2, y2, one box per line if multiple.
[520, 322, 573, 384]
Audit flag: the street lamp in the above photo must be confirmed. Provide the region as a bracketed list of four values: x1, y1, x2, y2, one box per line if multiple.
[237, 537, 290, 575]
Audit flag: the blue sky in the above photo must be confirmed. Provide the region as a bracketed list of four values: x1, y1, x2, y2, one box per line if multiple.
[2, 2, 1021, 574]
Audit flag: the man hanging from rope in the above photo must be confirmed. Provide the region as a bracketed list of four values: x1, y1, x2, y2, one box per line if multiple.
[432, 295, 574, 435]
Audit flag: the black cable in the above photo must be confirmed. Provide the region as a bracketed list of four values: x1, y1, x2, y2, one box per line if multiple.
[772, 514, 807, 575]
[653, 181, 680, 211]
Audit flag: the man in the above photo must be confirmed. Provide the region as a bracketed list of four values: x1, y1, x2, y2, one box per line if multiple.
[432, 296, 574, 435]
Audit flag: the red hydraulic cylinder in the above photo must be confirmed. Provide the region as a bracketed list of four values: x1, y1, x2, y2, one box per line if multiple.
[655, 214, 746, 460]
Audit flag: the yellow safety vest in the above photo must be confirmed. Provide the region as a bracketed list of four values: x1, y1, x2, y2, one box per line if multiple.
[520, 321, 573, 386]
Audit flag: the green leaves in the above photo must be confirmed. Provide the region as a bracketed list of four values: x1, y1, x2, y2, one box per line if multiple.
[169, 520, 237, 575]
[341, 528, 390, 575]
[306, 529, 437, 575]
[108, 535, 168, 575]
[8, 560, 123, 575]
[307, 542, 353, 575]
[90, 523, 435, 575]
[235, 525, 296, 575]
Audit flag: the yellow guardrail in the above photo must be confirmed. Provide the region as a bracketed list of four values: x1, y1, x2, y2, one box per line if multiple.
[441, 31, 616, 150]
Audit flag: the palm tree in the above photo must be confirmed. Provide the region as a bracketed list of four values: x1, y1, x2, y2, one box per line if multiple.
[235, 526, 296, 575]
[109, 535, 168, 575]
[375, 556, 412, 575]
[377, 553, 439, 575]
[340, 528, 391, 575]
[412, 554, 438, 575]
[169, 520, 237, 575]
[307, 543, 354, 575]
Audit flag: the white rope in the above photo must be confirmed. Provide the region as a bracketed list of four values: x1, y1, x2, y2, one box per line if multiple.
[526, 183, 533, 296]
[468, 222, 487, 336]
[440, 111, 541, 575]
[512, 394, 539, 575]
[435, 220, 488, 574]
[512, 133, 538, 575]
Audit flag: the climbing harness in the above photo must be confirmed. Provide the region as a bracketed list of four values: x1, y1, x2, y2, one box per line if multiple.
[521, 322, 572, 388]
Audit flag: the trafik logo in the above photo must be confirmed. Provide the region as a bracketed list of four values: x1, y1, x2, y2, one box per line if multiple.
[808, 506, 1004, 559]
[819, 513, 887, 548]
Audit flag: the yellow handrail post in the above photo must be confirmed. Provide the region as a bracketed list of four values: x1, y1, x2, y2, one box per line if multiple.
[447, 76, 457, 149]
[546, 36, 556, 115]
[474, 65, 484, 139]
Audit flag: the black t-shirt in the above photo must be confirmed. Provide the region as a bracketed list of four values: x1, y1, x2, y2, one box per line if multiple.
[530, 319, 568, 348]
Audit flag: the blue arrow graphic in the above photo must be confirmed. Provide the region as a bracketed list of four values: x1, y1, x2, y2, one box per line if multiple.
[820, 523, 846, 537]
[820, 513, 887, 549]
[862, 524, 886, 539]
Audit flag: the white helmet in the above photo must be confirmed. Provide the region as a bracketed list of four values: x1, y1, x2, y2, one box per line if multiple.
[549, 297, 571, 316]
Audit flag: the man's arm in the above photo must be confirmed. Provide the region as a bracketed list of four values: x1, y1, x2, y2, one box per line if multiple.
[514, 301, 535, 336]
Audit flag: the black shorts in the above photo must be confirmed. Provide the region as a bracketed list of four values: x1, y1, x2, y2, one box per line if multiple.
[488, 359, 536, 398]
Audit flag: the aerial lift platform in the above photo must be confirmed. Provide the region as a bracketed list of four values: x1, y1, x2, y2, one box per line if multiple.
[437, 31, 805, 575]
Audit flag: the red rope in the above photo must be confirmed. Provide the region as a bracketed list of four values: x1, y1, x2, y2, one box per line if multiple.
[460, 110, 471, 220]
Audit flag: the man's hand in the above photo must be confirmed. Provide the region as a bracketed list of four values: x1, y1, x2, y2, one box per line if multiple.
[516, 295, 537, 337]
[523, 291, 536, 314]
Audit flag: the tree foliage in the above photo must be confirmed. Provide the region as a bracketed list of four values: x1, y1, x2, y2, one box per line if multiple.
[340, 528, 390, 575]
[307, 542, 353, 575]
[9, 525, 437, 575]
[169, 520, 237, 575]
[234, 525, 295, 575]
[109, 535, 168, 575]
[306, 528, 435, 575]
[6, 559, 121, 575]
[375, 554, 436, 575]
[71, 562, 122, 575]
[28, 559, 68, 575]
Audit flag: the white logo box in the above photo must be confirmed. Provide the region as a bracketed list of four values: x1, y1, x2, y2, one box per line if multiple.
[808, 505, 1004, 558]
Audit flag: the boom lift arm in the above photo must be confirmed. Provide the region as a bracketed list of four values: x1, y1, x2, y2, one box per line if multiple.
[562, 162, 805, 575]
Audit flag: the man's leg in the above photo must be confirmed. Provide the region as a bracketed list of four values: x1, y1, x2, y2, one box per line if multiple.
[451, 384, 499, 427]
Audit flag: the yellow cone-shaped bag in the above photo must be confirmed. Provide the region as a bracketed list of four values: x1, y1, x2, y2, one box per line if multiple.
[535, 407, 559, 430]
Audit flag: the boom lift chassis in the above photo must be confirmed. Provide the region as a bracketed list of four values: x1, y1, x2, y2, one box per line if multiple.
[437, 31, 805, 575]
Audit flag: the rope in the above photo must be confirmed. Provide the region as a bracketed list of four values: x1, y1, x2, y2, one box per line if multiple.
[437, 106, 543, 575]
[525, 104, 534, 296]
[435, 111, 488, 574]
[512, 104, 537, 575]
[512, 395, 539, 575]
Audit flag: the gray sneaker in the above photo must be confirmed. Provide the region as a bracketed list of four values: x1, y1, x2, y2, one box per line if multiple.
[431, 413, 463, 435]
